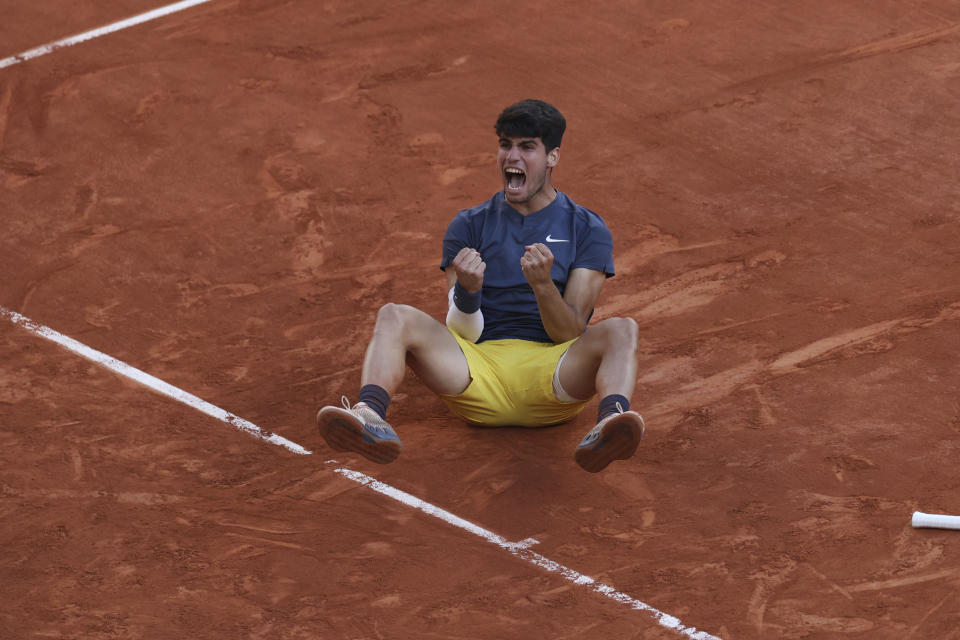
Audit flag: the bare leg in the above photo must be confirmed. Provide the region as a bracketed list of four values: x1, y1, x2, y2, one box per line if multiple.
[556, 317, 638, 401]
[360, 302, 471, 397]
[318, 303, 470, 464]
[557, 317, 642, 473]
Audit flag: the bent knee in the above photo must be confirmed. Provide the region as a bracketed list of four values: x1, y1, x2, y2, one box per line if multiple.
[374, 302, 439, 341]
[375, 302, 418, 329]
[599, 316, 638, 348]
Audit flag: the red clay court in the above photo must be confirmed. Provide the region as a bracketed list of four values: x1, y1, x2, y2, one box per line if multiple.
[2, 1, 960, 638]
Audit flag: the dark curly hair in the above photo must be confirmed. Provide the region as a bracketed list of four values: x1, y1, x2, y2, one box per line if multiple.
[494, 99, 566, 152]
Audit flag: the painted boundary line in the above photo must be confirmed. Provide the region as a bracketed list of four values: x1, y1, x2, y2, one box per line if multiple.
[0, 306, 309, 455]
[332, 466, 721, 640]
[1, 305, 720, 639]
[0, 0, 215, 69]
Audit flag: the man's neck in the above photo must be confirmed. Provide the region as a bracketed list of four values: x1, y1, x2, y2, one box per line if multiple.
[509, 187, 558, 216]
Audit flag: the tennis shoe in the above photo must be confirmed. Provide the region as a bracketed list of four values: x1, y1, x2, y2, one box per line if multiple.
[574, 403, 645, 473]
[317, 397, 402, 464]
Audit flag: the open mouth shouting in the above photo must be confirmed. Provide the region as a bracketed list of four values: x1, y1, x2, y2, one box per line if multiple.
[504, 166, 526, 196]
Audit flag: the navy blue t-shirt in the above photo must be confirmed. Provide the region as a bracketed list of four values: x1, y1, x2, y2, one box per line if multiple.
[441, 191, 615, 343]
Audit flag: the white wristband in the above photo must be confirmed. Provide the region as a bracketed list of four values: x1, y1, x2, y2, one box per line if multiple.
[912, 511, 960, 530]
[446, 286, 483, 342]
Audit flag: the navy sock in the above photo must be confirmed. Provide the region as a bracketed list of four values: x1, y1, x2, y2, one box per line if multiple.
[358, 384, 391, 420]
[598, 394, 630, 422]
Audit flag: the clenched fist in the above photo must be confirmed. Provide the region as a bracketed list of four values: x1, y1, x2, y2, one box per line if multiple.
[520, 243, 554, 288]
[452, 247, 486, 293]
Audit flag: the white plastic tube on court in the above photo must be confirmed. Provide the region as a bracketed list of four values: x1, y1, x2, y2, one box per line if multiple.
[912, 511, 960, 530]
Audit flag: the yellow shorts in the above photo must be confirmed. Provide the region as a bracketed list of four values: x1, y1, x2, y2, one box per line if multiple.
[439, 332, 589, 427]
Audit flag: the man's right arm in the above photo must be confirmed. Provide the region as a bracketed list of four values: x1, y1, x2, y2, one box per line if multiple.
[444, 247, 486, 342]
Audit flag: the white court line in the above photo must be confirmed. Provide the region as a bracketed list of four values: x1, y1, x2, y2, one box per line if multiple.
[333, 466, 721, 640]
[0, 0, 215, 69]
[0, 306, 309, 455]
[1, 305, 720, 639]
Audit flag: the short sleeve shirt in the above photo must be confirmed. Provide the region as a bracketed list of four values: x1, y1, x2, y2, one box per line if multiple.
[441, 191, 614, 343]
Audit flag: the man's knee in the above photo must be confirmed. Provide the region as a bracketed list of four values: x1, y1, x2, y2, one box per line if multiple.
[375, 303, 416, 332]
[374, 303, 437, 343]
[601, 316, 638, 350]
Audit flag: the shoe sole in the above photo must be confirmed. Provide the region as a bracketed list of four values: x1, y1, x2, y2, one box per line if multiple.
[316, 407, 402, 464]
[574, 413, 645, 473]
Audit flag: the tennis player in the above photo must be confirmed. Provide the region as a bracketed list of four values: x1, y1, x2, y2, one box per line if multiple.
[317, 99, 644, 472]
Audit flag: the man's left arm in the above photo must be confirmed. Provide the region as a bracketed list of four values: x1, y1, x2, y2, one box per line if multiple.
[521, 243, 606, 343]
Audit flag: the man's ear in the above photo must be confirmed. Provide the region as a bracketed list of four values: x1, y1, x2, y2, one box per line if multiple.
[547, 147, 560, 168]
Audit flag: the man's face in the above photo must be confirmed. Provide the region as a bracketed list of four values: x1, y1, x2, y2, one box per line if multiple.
[497, 136, 559, 209]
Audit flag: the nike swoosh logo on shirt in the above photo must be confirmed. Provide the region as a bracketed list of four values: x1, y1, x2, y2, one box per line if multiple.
[545, 235, 569, 243]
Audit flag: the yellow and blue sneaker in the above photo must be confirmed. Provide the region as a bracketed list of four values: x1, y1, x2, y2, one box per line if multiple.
[574, 405, 645, 472]
[317, 397, 402, 464]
